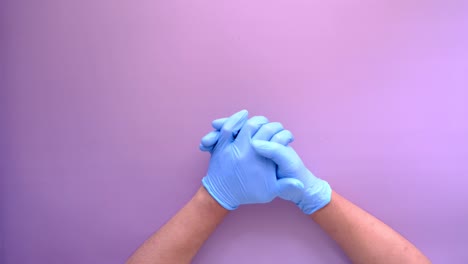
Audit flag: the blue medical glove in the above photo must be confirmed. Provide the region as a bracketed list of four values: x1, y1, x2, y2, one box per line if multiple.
[199, 118, 227, 152]
[251, 140, 332, 214]
[199, 117, 294, 152]
[201, 110, 303, 210]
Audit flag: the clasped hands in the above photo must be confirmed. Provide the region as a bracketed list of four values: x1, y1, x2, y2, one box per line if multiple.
[200, 110, 332, 215]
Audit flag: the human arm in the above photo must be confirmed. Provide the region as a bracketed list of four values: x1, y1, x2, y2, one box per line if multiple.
[126, 187, 228, 264]
[252, 141, 431, 264]
[312, 191, 430, 264]
[127, 110, 300, 263]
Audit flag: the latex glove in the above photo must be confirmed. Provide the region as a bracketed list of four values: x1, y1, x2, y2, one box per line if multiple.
[251, 140, 332, 214]
[199, 117, 229, 152]
[199, 117, 294, 152]
[201, 110, 303, 210]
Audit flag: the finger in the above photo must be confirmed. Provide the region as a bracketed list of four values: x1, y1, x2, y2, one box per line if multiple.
[251, 140, 294, 168]
[212, 118, 228, 130]
[201, 131, 220, 148]
[235, 116, 269, 143]
[218, 109, 249, 145]
[198, 118, 227, 153]
[270, 130, 294, 146]
[252, 122, 284, 141]
[276, 178, 304, 204]
[199, 143, 213, 152]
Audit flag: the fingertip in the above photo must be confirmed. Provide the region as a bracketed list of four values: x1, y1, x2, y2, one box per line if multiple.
[292, 178, 304, 188]
[238, 109, 248, 115]
[271, 130, 295, 146]
[252, 122, 284, 141]
[231, 109, 248, 120]
[199, 143, 211, 152]
[289, 135, 295, 144]
[287, 131, 295, 143]
[211, 118, 228, 130]
[235, 116, 269, 142]
[220, 110, 249, 136]
[201, 131, 220, 146]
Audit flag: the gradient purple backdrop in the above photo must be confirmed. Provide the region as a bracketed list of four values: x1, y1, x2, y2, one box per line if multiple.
[1, 0, 467, 263]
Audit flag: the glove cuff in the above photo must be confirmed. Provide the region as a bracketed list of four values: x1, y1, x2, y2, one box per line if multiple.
[202, 176, 239, 210]
[297, 180, 332, 215]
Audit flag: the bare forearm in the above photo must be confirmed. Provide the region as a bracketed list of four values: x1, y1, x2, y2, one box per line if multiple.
[127, 187, 228, 264]
[311, 191, 430, 264]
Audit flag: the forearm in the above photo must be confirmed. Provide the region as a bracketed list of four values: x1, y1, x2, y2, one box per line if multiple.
[127, 187, 229, 264]
[311, 191, 430, 264]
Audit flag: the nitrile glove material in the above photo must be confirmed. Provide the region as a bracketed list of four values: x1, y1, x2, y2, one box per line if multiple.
[252, 140, 332, 214]
[201, 110, 303, 210]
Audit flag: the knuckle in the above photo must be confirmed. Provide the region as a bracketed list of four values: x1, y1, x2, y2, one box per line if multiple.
[262, 126, 273, 134]
[264, 122, 282, 133]
[270, 122, 284, 130]
[246, 116, 267, 129]
[244, 122, 257, 131]
[272, 133, 284, 142]
[221, 125, 233, 134]
[250, 115, 267, 124]
[272, 133, 284, 141]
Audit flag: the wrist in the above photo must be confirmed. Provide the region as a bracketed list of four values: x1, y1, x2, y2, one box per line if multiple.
[310, 190, 336, 220]
[195, 186, 230, 215]
[298, 177, 332, 215]
[202, 176, 239, 210]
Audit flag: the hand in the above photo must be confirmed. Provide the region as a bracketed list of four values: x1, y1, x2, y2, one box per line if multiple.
[201, 110, 303, 210]
[251, 140, 332, 214]
[199, 112, 331, 214]
[199, 117, 294, 152]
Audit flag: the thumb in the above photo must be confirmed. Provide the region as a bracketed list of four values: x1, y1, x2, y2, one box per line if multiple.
[251, 140, 291, 167]
[276, 178, 304, 204]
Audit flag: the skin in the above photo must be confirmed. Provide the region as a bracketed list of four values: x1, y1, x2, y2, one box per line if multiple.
[311, 191, 431, 264]
[126, 187, 228, 264]
[127, 112, 430, 263]
[127, 188, 430, 264]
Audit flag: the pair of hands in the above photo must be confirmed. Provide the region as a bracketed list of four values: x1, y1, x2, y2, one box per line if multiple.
[199, 110, 332, 214]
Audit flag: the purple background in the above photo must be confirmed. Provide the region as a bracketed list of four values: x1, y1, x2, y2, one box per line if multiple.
[2, 0, 467, 263]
